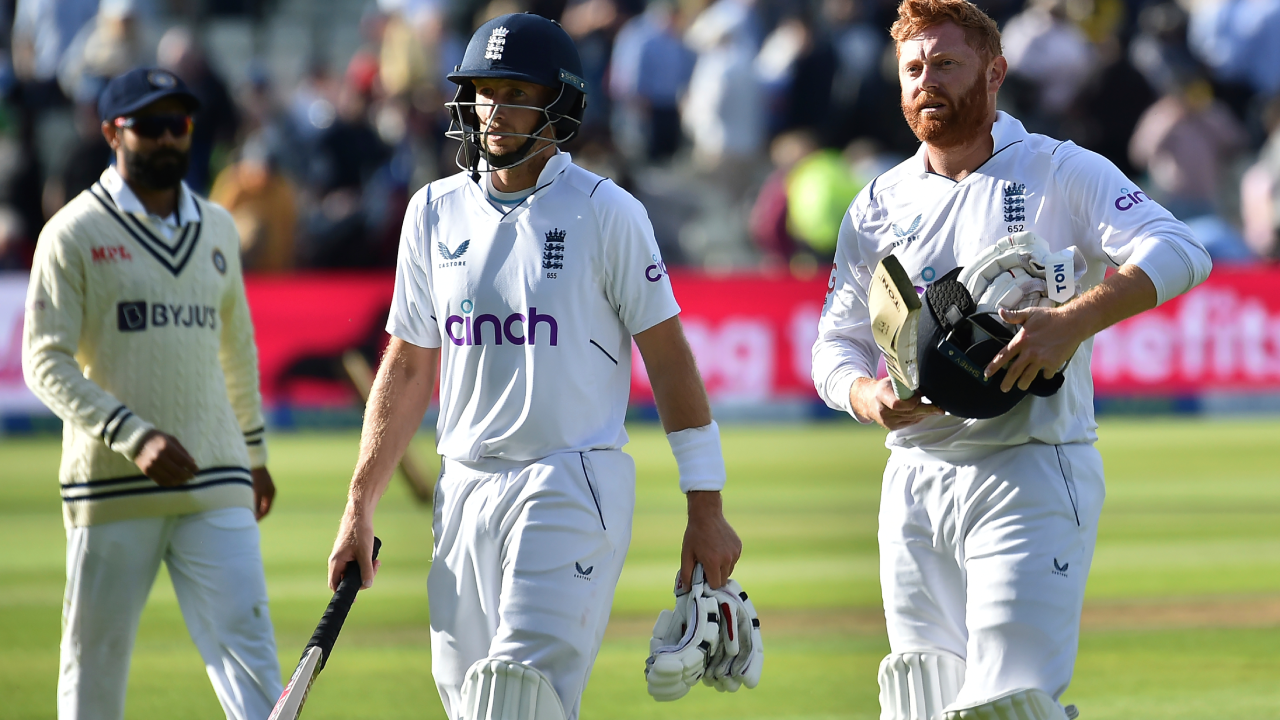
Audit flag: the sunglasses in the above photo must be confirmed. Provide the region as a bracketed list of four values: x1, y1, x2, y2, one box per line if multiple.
[113, 114, 194, 139]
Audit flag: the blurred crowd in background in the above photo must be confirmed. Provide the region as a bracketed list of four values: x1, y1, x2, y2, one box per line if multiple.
[0, 0, 1278, 275]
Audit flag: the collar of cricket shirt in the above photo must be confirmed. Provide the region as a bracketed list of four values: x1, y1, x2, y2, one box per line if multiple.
[913, 111, 1030, 179]
[100, 164, 200, 230]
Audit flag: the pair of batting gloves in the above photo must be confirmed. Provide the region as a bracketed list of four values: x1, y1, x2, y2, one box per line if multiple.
[644, 565, 763, 701]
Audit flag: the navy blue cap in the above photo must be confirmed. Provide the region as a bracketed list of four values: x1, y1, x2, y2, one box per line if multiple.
[98, 67, 201, 122]
[447, 13, 587, 94]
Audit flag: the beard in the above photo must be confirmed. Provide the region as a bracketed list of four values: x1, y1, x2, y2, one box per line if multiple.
[901, 73, 992, 149]
[123, 146, 190, 190]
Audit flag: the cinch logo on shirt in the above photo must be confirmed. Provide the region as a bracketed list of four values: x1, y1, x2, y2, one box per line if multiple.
[1114, 187, 1150, 211]
[116, 301, 219, 332]
[445, 300, 558, 346]
[91, 245, 133, 263]
[645, 254, 668, 282]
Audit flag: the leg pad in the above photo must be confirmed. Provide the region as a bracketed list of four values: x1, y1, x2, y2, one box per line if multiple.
[878, 652, 967, 720]
[460, 658, 567, 720]
[944, 687, 1070, 720]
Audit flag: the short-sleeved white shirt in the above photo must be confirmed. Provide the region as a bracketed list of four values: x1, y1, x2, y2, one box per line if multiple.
[813, 113, 1212, 456]
[388, 153, 680, 462]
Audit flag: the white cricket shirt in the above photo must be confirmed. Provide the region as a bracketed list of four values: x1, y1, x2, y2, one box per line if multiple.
[387, 153, 681, 462]
[813, 112, 1212, 456]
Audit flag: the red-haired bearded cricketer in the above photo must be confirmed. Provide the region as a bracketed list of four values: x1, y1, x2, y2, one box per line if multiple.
[812, 1, 1211, 719]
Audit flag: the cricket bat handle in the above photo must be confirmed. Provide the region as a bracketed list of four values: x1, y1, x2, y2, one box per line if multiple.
[308, 537, 381, 670]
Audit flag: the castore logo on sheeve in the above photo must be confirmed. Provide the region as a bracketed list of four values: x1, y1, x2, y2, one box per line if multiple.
[446, 299, 559, 346]
[574, 562, 594, 580]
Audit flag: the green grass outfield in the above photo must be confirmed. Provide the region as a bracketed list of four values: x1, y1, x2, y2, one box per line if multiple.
[2, 418, 1279, 718]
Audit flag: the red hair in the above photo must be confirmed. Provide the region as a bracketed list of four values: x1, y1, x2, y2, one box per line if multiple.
[890, 0, 1002, 61]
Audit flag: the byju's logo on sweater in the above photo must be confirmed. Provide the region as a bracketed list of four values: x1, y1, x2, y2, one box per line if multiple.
[117, 301, 147, 331]
[437, 240, 470, 268]
[116, 301, 220, 333]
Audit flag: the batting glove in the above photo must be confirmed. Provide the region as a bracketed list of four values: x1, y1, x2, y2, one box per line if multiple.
[701, 579, 763, 693]
[645, 565, 721, 701]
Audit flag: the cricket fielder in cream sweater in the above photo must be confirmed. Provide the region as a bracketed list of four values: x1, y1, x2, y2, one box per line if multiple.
[23, 68, 282, 720]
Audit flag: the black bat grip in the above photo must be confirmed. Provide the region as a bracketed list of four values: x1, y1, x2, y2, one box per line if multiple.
[306, 536, 381, 670]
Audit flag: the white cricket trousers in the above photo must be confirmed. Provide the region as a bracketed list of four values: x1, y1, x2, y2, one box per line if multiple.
[880, 442, 1105, 708]
[429, 450, 636, 720]
[58, 506, 283, 720]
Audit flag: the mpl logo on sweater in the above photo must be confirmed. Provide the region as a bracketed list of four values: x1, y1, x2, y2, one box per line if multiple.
[91, 245, 133, 263]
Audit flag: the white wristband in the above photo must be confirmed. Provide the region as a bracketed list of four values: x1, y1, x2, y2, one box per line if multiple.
[667, 421, 727, 493]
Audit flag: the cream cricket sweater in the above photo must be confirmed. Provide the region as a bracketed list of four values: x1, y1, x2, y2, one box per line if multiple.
[23, 167, 268, 527]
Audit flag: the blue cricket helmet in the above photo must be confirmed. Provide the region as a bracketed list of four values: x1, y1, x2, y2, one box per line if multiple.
[446, 13, 589, 173]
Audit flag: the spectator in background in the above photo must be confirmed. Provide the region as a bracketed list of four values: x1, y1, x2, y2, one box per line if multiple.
[1129, 71, 1247, 221]
[57, 0, 158, 104]
[561, 0, 625, 136]
[682, 0, 765, 197]
[609, 0, 695, 162]
[823, 0, 886, 147]
[1189, 0, 1280, 99]
[1065, 32, 1156, 179]
[42, 88, 112, 220]
[1242, 99, 1280, 260]
[210, 135, 298, 272]
[298, 52, 392, 268]
[1130, 2, 1200, 97]
[784, 142, 864, 263]
[11, 0, 99, 98]
[749, 129, 818, 268]
[755, 9, 837, 139]
[1001, 0, 1094, 134]
[157, 26, 240, 194]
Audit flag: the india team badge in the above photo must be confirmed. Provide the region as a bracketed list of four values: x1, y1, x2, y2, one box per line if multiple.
[212, 248, 227, 275]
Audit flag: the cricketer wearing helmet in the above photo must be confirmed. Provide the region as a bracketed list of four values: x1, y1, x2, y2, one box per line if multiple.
[325, 13, 742, 720]
[812, 1, 1211, 719]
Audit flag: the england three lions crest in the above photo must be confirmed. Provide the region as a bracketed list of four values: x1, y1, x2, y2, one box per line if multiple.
[543, 228, 565, 276]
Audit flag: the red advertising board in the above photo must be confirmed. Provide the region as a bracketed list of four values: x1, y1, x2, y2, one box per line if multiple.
[1092, 265, 1280, 395]
[242, 266, 1280, 408]
[3, 266, 1277, 417]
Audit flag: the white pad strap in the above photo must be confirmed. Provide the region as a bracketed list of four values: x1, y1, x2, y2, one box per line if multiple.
[460, 659, 567, 720]
[878, 652, 966, 720]
[943, 688, 1069, 720]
